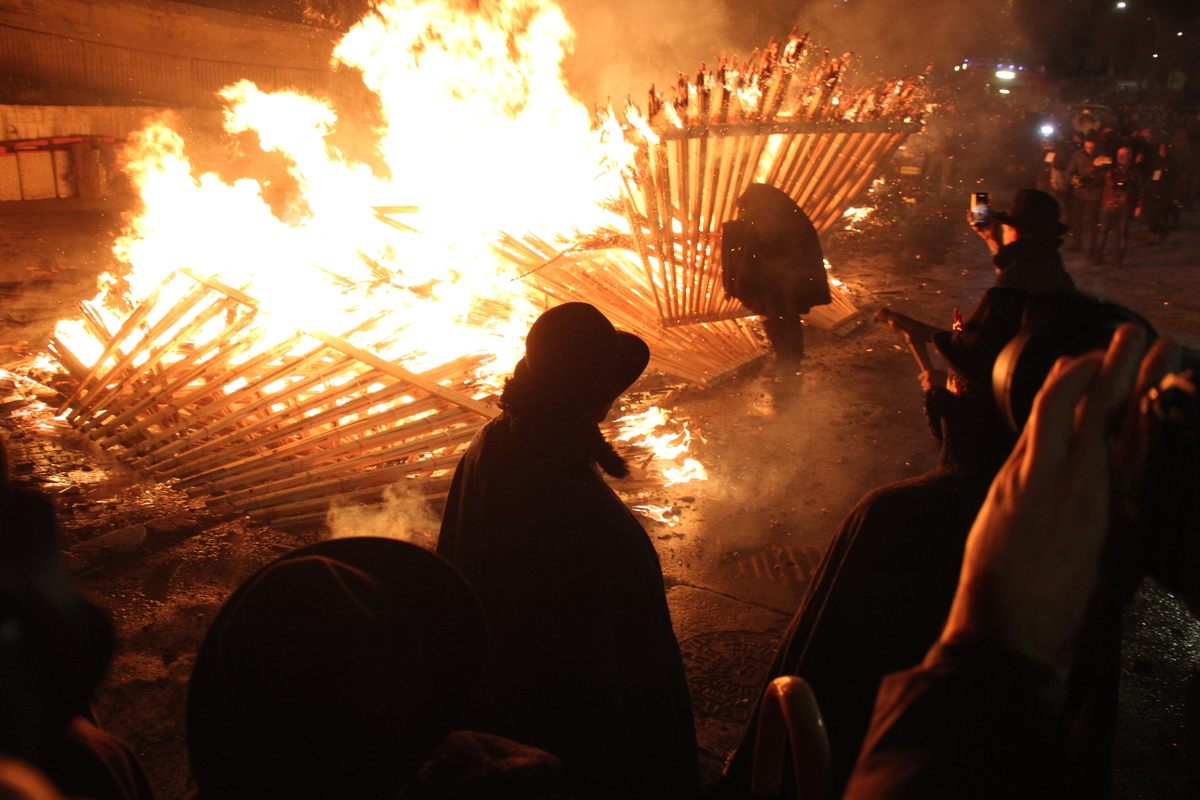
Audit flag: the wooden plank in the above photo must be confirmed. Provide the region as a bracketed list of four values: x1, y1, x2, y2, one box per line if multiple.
[182, 269, 499, 421]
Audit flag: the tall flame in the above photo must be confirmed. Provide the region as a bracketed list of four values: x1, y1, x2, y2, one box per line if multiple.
[58, 0, 631, 391]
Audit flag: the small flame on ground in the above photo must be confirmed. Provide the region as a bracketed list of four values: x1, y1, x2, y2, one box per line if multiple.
[823, 258, 849, 292]
[614, 405, 707, 486]
[663, 457, 707, 487]
[632, 503, 680, 526]
[842, 206, 874, 231]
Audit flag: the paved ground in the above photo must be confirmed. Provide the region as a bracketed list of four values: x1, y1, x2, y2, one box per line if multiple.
[1, 197, 1198, 797]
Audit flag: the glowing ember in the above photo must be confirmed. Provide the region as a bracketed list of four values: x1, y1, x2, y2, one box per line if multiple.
[823, 258, 849, 292]
[842, 206, 875, 231]
[633, 503, 681, 526]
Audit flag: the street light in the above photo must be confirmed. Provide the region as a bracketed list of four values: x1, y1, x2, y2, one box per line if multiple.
[1116, 1, 1126, 8]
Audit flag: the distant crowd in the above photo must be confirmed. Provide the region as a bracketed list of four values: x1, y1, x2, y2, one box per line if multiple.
[1038, 102, 1198, 266]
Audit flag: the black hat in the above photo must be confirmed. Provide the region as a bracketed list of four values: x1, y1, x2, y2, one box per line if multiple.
[512, 302, 649, 412]
[187, 537, 486, 799]
[932, 288, 1031, 387]
[990, 189, 1069, 237]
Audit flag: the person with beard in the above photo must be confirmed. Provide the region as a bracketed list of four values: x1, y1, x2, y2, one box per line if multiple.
[436, 303, 699, 800]
[714, 288, 1030, 798]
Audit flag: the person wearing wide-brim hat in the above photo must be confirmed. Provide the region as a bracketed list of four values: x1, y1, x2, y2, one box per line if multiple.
[436, 303, 699, 800]
[971, 188, 1077, 296]
[716, 288, 1028, 799]
[186, 536, 570, 799]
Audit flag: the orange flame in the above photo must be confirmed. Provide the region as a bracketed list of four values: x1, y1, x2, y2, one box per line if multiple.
[614, 406, 708, 486]
[54, 0, 633, 393]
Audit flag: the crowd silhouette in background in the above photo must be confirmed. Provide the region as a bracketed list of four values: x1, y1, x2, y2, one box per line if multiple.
[3, 111, 1200, 797]
[1039, 104, 1199, 268]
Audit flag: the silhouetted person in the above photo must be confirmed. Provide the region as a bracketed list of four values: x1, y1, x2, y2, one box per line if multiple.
[1094, 146, 1141, 267]
[186, 536, 567, 799]
[972, 189, 1075, 294]
[721, 184, 831, 359]
[845, 326, 1176, 798]
[1067, 134, 1104, 254]
[437, 303, 699, 799]
[0, 437, 154, 800]
[716, 288, 1028, 798]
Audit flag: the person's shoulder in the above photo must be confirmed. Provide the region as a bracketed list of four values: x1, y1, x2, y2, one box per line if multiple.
[842, 468, 972, 532]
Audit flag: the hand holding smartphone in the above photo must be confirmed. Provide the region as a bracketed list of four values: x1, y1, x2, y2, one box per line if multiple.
[970, 191, 990, 228]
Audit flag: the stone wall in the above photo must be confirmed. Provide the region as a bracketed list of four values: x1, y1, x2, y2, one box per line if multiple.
[0, 0, 354, 107]
[0, 104, 219, 139]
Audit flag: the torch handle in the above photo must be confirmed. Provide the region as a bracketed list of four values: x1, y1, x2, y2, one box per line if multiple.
[905, 336, 935, 374]
[874, 307, 937, 373]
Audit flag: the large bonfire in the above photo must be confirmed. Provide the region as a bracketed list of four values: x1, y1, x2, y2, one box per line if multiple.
[44, 0, 926, 529]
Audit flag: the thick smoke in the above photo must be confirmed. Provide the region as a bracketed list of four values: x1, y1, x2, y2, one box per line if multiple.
[555, 0, 748, 105]
[555, 0, 1027, 106]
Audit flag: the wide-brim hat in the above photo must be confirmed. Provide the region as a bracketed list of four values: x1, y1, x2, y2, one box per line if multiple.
[932, 288, 1031, 387]
[187, 537, 485, 799]
[990, 188, 1069, 236]
[513, 302, 649, 412]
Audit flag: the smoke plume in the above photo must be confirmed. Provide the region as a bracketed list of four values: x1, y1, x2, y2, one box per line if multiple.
[326, 481, 441, 547]
[554, 0, 1027, 106]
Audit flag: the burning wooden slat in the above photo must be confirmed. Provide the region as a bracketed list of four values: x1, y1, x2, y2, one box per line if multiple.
[49, 268, 497, 527]
[603, 36, 926, 332]
[43, 28, 927, 529]
[495, 233, 764, 385]
[617, 119, 917, 330]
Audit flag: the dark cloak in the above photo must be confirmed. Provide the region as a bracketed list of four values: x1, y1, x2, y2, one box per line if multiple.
[992, 239, 1076, 295]
[436, 412, 699, 800]
[720, 184, 831, 318]
[717, 392, 1013, 798]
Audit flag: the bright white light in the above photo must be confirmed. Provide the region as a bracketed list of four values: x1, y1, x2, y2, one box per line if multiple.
[998, 88, 1011, 95]
[1040, 124, 1055, 137]
[995, 69, 1017, 80]
[1116, 1, 1126, 9]
[953, 65, 961, 72]
[1152, 53, 1159, 58]
[1179, 32, 1184, 37]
